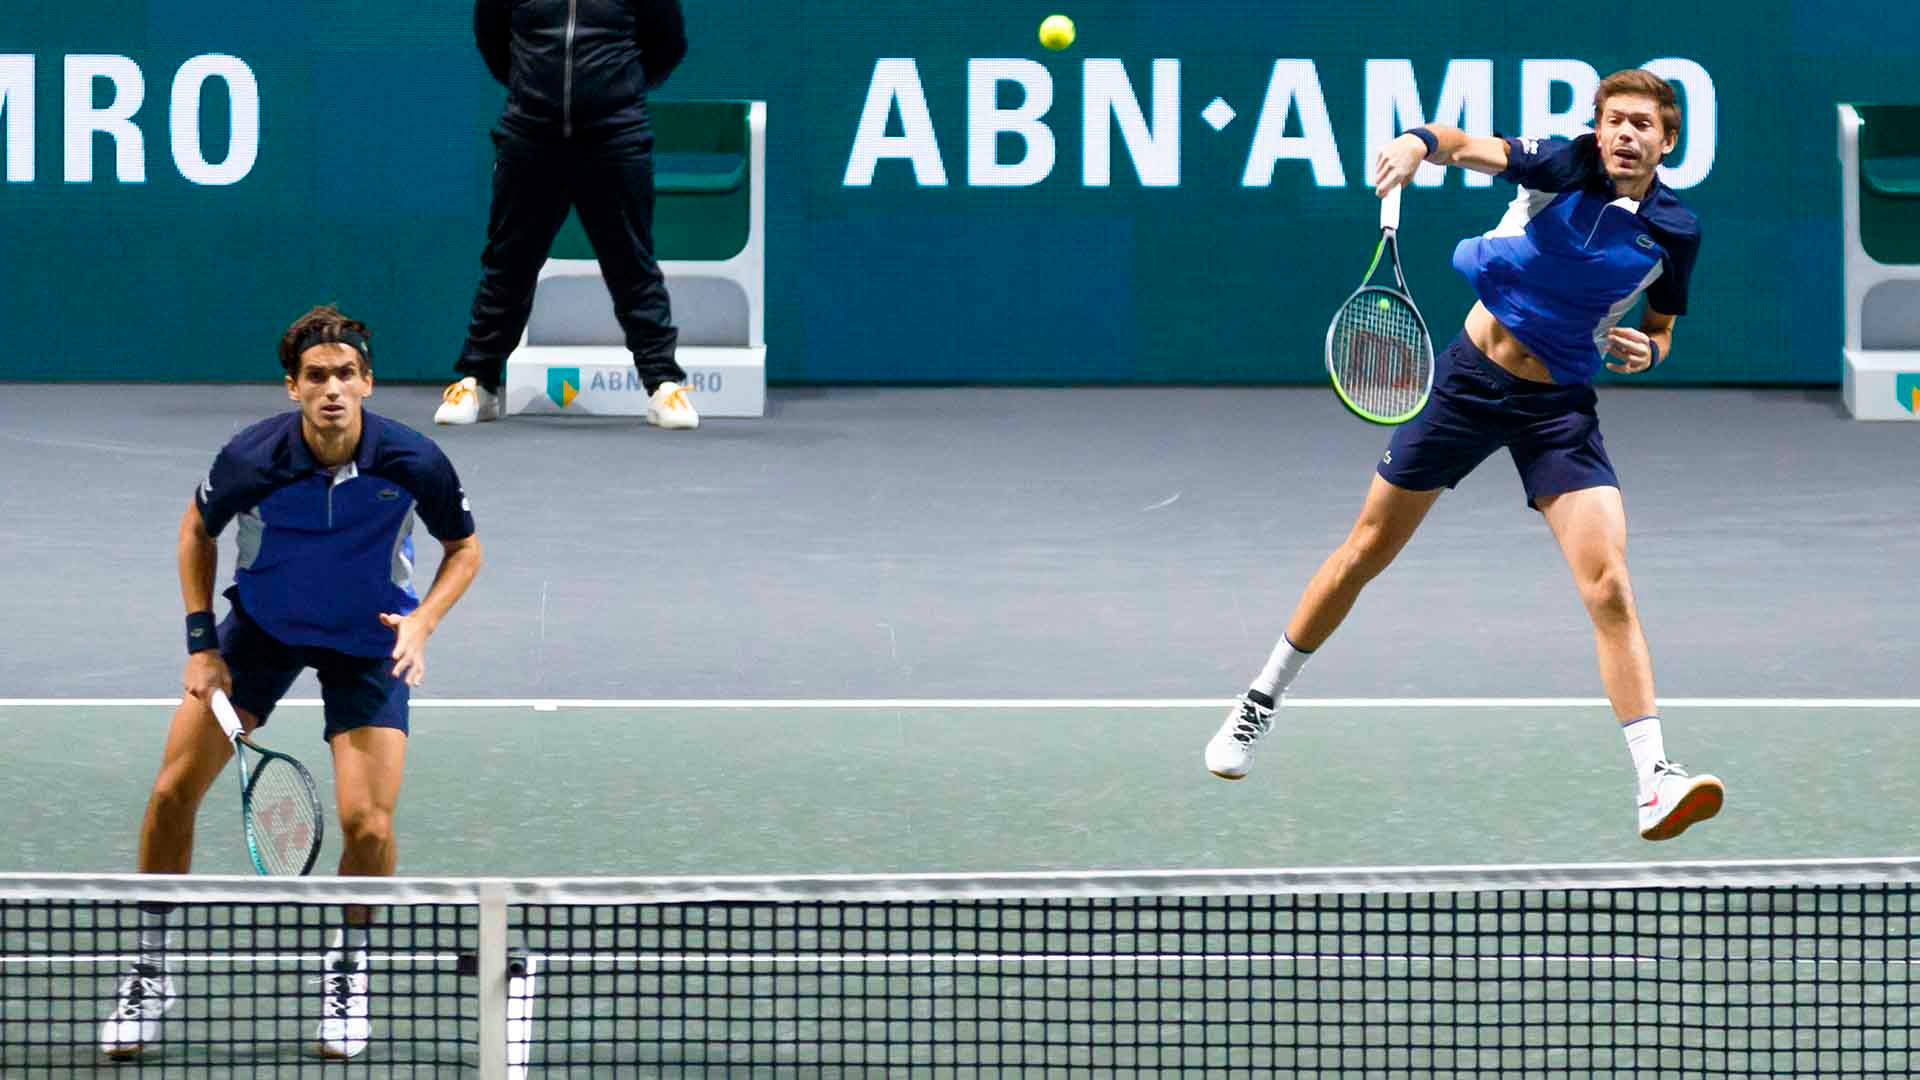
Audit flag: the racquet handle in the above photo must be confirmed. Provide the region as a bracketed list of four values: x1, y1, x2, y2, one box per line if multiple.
[210, 689, 244, 741]
[1380, 185, 1403, 233]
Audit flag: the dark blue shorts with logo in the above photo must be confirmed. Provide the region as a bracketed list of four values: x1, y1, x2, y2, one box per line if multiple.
[218, 597, 409, 741]
[1377, 331, 1618, 510]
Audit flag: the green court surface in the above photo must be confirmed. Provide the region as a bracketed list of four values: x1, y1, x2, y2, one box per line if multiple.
[6, 702, 1918, 1077]
[4, 702, 1915, 877]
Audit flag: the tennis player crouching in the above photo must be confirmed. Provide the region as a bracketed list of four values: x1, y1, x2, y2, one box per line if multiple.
[1206, 69, 1724, 842]
[101, 305, 482, 1060]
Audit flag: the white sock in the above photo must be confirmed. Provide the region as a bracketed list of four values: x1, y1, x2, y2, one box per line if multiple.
[330, 926, 371, 965]
[138, 907, 173, 970]
[1249, 635, 1314, 703]
[1623, 715, 1666, 797]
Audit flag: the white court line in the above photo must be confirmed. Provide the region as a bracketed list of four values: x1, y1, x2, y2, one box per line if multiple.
[511, 952, 1898, 968]
[3, 952, 462, 966]
[2, 698, 1918, 709]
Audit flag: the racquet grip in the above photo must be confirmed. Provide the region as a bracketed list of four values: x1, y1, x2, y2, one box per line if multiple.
[1380, 185, 1403, 232]
[209, 689, 244, 740]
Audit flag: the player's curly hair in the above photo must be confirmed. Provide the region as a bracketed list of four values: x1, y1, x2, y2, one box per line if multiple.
[278, 304, 372, 377]
[1594, 69, 1682, 140]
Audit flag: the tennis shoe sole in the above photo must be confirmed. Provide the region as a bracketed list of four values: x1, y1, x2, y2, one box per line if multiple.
[1640, 775, 1724, 842]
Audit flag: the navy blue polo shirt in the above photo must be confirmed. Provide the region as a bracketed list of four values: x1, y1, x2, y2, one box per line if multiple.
[1450, 133, 1702, 384]
[194, 411, 475, 658]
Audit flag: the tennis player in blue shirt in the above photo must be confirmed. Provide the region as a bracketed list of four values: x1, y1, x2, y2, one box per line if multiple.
[102, 305, 483, 1061]
[1206, 70, 1724, 843]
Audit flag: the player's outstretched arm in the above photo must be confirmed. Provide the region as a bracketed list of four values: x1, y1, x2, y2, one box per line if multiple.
[1373, 125, 1512, 194]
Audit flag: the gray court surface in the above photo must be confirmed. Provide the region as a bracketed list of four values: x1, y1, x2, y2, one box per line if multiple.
[0, 383, 1914, 702]
[5, 702, 1915, 876]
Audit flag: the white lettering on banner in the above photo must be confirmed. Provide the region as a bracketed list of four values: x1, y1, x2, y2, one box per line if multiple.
[1520, 59, 1600, 142]
[843, 56, 1719, 191]
[1365, 59, 1493, 189]
[171, 54, 259, 186]
[579, 369, 723, 393]
[844, 58, 947, 186]
[969, 59, 1054, 187]
[1516, 57, 1716, 187]
[1, 54, 259, 184]
[1241, 60, 1344, 187]
[66, 54, 145, 183]
[1643, 57, 1716, 189]
[1083, 59, 1180, 187]
[0, 56, 31, 182]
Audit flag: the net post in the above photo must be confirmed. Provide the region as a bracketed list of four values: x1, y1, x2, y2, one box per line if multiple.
[477, 881, 509, 1080]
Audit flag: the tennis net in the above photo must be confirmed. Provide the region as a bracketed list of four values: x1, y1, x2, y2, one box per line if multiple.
[3, 858, 1916, 1076]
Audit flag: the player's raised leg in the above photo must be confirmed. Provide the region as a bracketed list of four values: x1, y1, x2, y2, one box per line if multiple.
[1207, 474, 1444, 779]
[1539, 485, 1721, 840]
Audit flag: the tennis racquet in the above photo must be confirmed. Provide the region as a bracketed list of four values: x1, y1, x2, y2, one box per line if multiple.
[1324, 185, 1436, 424]
[210, 690, 325, 877]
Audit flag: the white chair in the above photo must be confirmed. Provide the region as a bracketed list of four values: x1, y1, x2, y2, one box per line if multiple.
[1838, 103, 1920, 420]
[505, 100, 766, 418]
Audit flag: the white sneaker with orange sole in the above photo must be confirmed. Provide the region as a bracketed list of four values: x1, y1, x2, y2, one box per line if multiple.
[646, 381, 699, 430]
[433, 377, 500, 425]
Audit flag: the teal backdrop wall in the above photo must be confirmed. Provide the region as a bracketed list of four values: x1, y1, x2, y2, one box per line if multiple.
[3, 1, 1917, 384]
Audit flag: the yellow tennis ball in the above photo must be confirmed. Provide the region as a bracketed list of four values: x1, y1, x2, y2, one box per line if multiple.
[1377, 296, 1392, 310]
[1039, 14, 1075, 51]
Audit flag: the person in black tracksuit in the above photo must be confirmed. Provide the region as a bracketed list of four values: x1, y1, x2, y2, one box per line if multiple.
[454, 0, 689, 401]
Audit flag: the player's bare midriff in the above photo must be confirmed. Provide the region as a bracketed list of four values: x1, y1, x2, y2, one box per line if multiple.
[1464, 302, 1557, 384]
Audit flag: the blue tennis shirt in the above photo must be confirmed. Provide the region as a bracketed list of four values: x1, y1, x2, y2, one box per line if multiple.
[1451, 133, 1702, 385]
[194, 411, 475, 658]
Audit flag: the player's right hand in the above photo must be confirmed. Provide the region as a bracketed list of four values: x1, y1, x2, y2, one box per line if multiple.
[1373, 134, 1428, 197]
[183, 651, 233, 703]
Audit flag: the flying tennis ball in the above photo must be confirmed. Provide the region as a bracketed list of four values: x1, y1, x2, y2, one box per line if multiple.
[1039, 14, 1075, 51]
[1377, 297, 1392, 310]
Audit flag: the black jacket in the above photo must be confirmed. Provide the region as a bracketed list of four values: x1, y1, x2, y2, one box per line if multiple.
[475, 0, 687, 137]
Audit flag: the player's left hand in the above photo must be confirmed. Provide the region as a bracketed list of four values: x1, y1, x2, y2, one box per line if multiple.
[1604, 327, 1657, 374]
[380, 611, 435, 686]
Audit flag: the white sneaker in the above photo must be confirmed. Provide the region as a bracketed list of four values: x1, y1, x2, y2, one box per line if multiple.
[99, 964, 177, 1059]
[1638, 760, 1725, 841]
[315, 950, 370, 1059]
[434, 377, 500, 425]
[646, 381, 699, 430]
[1205, 694, 1276, 780]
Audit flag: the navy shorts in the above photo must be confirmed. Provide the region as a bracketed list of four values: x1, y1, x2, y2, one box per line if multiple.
[1377, 331, 1618, 510]
[218, 602, 409, 741]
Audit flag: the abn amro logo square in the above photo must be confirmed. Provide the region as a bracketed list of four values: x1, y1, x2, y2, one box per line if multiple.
[547, 368, 581, 408]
